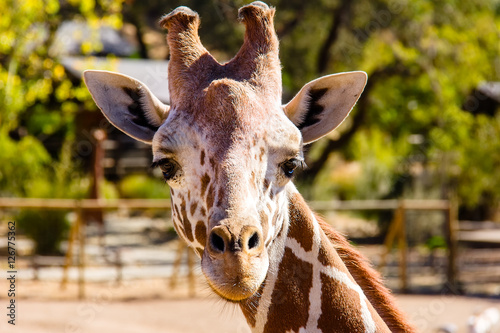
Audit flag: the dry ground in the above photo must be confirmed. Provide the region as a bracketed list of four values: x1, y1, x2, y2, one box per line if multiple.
[1, 279, 499, 333]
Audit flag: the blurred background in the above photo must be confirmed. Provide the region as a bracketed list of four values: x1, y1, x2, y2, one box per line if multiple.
[0, 0, 499, 332]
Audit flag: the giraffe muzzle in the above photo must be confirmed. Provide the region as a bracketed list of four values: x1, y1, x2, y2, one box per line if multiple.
[202, 224, 268, 302]
[208, 225, 263, 255]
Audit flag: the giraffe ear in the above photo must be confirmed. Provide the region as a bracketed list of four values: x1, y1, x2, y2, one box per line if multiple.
[83, 70, 170, 144]
[283, 71, 367, 143]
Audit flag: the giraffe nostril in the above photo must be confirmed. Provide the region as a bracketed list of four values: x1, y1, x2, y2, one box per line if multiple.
[210, 232, 225, 253]
[247, 231, 260, 250]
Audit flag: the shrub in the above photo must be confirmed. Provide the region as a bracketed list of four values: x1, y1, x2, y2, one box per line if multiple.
[17, 210, 69, 255]
[119, 174, 170, 199]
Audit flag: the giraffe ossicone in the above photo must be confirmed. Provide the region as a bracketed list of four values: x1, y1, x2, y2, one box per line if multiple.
[84, 2, 415, 332]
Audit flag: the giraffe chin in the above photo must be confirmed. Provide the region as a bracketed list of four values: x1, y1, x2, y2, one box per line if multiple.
[201, 251, 269, 303]
[206, 278, 261, 303]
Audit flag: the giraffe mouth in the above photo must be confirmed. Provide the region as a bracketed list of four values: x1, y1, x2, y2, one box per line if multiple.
[206, 276, 261, 302]
[201, 223, 268, 302]
[201, 250, 269, 302]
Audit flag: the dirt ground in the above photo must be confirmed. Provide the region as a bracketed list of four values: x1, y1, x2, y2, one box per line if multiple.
[1, 279, 499, 333]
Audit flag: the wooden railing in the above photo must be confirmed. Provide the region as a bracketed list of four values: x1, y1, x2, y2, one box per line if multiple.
[311, 199, 458, 292]
[0, 197, 458, 297]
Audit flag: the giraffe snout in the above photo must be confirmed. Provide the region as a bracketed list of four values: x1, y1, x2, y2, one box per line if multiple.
[208, 225, 263, 256]
[202, 223, 268, 301]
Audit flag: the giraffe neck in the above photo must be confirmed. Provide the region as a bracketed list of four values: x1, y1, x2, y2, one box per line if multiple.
[239, 186, 390, 333]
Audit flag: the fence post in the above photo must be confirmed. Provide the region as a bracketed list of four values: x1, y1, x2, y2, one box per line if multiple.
[169, 239, 185, 290]
[77, 207, 86, 299]
[379, 208, 401, 271]
[397, 201, 408, 292]
[61, 213, 79, 290]
[445, 199, 459, 292]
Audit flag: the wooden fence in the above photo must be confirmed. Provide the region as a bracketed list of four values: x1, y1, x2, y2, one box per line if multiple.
[311, 199, 458, 292]
[0, 197, 458, 297]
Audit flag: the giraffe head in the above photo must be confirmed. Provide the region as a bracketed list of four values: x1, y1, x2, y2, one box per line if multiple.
[84, 2, 367, 302]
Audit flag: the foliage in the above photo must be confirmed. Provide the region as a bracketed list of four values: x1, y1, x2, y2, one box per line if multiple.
[1, 0, 499, 222]
[0, 0, 124, 196]
[119, 174, 170, 199]
[14, 140, 88, 255]
[17, 210, 69, 255]
[130, 1, 499, 213]
[425, 235, 447, 251]
[275, 0, 500, 215]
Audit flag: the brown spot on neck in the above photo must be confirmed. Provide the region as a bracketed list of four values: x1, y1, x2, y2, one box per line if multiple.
[317, 272, 365, 332]
[262, 247, 312, 333]
[317, 217, 413, 331]
[288, 193, 314, 252]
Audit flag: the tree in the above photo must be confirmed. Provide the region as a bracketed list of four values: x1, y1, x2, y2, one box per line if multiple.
[272, 0, 499, 214]
[91, 0, 500, 213]
[0, 0, 123, 196]
[2, 0, 499, 218]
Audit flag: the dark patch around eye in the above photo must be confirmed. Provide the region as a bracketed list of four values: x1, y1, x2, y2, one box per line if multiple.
[297, 87, 328, 130]
[122, 87, 159, 132]
[281, 158, 305, 178]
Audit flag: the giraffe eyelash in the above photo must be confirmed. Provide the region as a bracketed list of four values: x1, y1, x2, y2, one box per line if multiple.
[151, 158, 170, 169]
[281, 157, 306, 178]
[151, 158, 180, 181]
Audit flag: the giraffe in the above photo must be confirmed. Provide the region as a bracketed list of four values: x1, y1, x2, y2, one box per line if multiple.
[83, 2, 416, 332]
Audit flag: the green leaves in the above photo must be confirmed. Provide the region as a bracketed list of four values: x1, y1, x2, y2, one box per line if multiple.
[0, 0, 124, 197]
[281, 0, 500, 210]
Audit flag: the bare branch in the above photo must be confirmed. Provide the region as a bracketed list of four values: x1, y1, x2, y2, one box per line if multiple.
[316, 0, 352, 75]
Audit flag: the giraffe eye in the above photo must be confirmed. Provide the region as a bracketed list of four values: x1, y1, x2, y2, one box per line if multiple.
[153, 159, 179, 180]
[281, 158, 304, 178]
